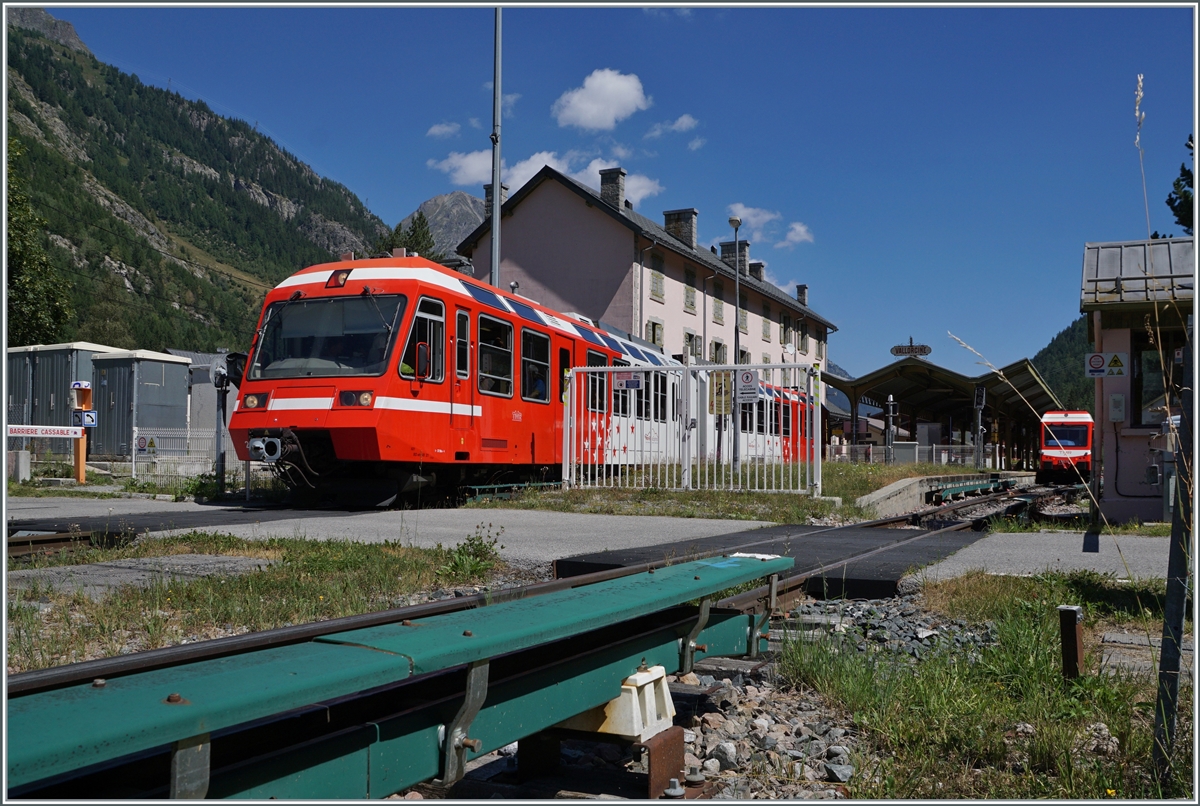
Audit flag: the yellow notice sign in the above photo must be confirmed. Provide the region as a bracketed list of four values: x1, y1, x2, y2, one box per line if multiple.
[709, 371, 732, 415]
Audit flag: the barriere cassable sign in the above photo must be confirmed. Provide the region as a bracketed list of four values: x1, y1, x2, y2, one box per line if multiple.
[7, 425, 84, 439]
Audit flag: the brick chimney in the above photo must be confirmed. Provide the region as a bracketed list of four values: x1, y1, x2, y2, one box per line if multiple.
[483, 183, 509, 218]
[796, 284, 809, 306]
[748, 261, 765, 281]
[719, 240, 750, 274]
[663, 208, 698, 250]
[599, 167, 626, 209]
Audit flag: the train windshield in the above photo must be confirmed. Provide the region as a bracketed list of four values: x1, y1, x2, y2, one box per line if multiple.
[249, 294, 406, 379]
[1043, 424, 1089, 447]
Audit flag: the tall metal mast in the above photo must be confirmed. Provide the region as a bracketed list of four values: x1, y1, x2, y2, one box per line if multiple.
[489, 8, 502, 288]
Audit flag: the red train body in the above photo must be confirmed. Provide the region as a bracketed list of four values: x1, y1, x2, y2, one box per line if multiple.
[1037, 410, 1094, 484]
[229, 256, 810, 504]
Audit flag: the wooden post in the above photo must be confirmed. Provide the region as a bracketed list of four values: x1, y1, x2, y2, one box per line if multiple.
[1057, 605, 1084, 679]
[71, 385, 92, 485]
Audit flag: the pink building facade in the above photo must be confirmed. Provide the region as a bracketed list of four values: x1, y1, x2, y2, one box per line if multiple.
[456, 166, 836, 370]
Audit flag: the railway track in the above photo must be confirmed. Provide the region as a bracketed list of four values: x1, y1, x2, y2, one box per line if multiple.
[6, 530, 94, 558]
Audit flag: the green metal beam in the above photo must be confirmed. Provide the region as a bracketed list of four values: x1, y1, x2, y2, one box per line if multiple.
[8, 555, 791, 790]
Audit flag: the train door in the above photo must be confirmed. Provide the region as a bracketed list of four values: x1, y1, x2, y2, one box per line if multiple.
[450, 309, 476, 458]
[398, 296, 448, 454]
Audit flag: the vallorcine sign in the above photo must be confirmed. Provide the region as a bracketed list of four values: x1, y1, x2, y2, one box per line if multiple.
[891, 338, 932, 357]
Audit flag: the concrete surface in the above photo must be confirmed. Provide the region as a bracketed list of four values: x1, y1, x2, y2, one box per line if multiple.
[913, 531, 1171, 582]
[855, 472, 1036, 519]
[8, 554, 273, 601]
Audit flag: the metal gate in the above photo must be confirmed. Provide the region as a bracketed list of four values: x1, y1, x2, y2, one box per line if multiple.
[563, 362, 823, 494]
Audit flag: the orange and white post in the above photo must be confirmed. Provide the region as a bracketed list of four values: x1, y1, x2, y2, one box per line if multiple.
[70, 382, 93, 484]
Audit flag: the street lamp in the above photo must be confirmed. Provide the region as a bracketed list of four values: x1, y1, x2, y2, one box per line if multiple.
[728, 215, 741, 476]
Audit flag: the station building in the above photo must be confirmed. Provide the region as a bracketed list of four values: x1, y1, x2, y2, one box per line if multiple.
[456, 166, 837, 372]
[822, 355, 1063, 469]
[1081, 236, 1193, 524]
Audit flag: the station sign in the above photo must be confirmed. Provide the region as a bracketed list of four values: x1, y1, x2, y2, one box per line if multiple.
[7, 425, 83, 438]
[891, 341, 931, 357]
[1085, 352, 1127, 378]
[71, 410, 98, 427]
[613, 371, 643, 390]
[736, 369, 760, 403]
[70, 380, 91, 389]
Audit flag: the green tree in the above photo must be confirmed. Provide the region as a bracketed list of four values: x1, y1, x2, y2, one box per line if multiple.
[6, 137, 72, 346]
[374, 211, 444, 261]
[1165, 134, 1193, 236]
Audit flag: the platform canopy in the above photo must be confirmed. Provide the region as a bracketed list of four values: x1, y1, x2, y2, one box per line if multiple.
[823, 356, 1063, 421]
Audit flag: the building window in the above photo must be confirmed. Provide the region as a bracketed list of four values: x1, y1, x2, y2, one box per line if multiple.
[646, 319, 664, 348]
[521, 329, 550, 403]
[739, 349, 751, 365]
[738, 292, 748, 333]
[780, 314, 792, 345]
[1133, 329, 1185, 426]
[684, 268, 696, 312]
[781, 367, 791, 387]
[684, 330, 702, 358]
[762, 303, 772, 340]
[710, 340, 727, 364]
[649, 254, 665, 302]
[800, 321, 810, 353]
[712, 281, 724, 324]
[762, 352, 771, 365]
[816, 328, 825, 360]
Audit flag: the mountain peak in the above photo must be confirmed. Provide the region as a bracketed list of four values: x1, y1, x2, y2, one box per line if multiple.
[7, 7, 91, 54]
[398, 191, 485, 259]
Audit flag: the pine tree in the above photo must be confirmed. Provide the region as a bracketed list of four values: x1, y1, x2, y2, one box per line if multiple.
[403, 211, 442, 261]
[1165, 134, 1193, 236]
[6, 137, 73, 346]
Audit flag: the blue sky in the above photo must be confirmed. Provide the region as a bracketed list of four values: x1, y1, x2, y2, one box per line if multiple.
[44, 4, 1196, 378]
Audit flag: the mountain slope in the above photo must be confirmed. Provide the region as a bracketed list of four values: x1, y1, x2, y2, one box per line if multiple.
[396, 190, 485, 260]
[6, 14, 388, 351]
[1032, 315, 1094, 414]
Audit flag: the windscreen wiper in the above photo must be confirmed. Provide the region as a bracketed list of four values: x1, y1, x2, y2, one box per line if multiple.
[361, 286, 394, 333]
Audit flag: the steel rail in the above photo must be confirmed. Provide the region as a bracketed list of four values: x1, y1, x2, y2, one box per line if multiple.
[7, 482, 1064, 696]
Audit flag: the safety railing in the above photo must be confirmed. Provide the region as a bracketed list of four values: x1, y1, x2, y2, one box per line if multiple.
[564, 363, 823, 495]
[825, 443, 1003, 467]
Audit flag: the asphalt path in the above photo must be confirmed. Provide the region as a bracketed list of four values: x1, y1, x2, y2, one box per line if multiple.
[916, 531, 1171, 582]
[5, 496, 773, 565]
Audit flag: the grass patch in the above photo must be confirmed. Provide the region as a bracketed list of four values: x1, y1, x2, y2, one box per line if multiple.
[778, 570, 1193, 798]
[985, 515, 1173, 536]
[6, 530, 501, 674]
[465, 463, 959, 523]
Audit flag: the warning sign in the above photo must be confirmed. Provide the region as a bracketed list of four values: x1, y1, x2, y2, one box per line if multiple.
[1085, 352, 1128, 378]
[614, 371, 643, 390]
[709, 371, 732, 415]
[736, 370, 760, 403]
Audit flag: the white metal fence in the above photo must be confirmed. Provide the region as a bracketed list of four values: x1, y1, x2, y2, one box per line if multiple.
[563, 363, 823, 494]
[825, 443, 1004, 467]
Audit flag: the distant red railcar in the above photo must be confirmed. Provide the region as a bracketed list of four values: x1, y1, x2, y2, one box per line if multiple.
[1037, 410, 1094, 484]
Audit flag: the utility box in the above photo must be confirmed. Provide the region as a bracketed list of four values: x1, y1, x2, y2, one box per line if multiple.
[6, 342, 123, 428]
[90, 350, 191, 459]
[892, 441, 920, 464]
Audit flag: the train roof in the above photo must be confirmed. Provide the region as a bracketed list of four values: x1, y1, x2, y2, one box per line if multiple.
[1041, 411, 1094, 423]
[272, 258, 676, 369]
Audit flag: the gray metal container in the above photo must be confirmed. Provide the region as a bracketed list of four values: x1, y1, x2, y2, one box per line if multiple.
[91, 350, 191, 459]
[5, 342, 123, 428]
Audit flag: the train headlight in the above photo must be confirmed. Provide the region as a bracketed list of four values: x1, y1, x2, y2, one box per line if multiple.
[243, 393, 267, 409]
[338, 390, 374, 407]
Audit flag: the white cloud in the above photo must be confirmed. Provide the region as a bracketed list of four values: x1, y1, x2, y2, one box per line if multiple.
[688, 136, 706, 151]
[426, 122, 460, 138]
[728, 203, 781, 242]
[775, 221, 815, 248]
[568, 157, 618, 190]
[427, 150, 494, 186]
[645, 113, 698, 139]
[644, 8, 693, 18]
[504, 150, 573, 191]
[624, 174, 665, 207]
[552, 69, 652, 131]
[468, 117, 482, 129]
[481, 85, 522, 118]
[611, 143, 633, 160]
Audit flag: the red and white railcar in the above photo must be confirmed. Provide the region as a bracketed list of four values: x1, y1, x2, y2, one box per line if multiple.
[1037, 410, 1094, 484]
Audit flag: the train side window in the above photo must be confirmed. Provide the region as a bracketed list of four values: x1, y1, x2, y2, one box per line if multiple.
[521, 330, 551, 403]
[613, 359, 630, 416]
[400, 297, 445, 382]
[586, 350, 607, 412]
[651, 373, 667, 423]
[782, 399, 792, 437]
[456, 311, 470, 379]
[559, 347, 571, 402]
[478, 314, 513, 397]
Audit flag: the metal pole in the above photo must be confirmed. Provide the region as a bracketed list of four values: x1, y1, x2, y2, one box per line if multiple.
[732, 223, 741, 478]
[1153, 315, 1192, 786]
[489, 7, 502, 288]
[885, 394, 895, 465]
